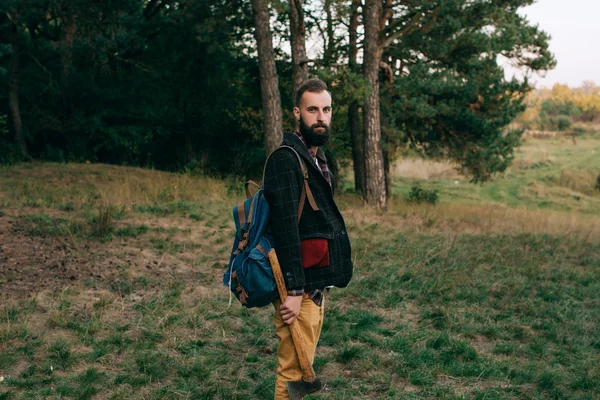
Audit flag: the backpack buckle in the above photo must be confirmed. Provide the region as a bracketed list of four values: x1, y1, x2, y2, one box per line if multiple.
[233, 229, 249, 255]
[231, 271, 248, 305]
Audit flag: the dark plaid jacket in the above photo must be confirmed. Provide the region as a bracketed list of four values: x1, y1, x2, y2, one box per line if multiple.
[263, 132, 353, 292]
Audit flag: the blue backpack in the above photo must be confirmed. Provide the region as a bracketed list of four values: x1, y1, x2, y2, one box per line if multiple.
[223, 146, 318, 308]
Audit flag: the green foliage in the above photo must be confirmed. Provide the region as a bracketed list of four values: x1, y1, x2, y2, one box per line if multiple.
[556, 115, 573, 131]
[540, 98, 582, 117]
[539, 114, 573, 131]
[0, 0, 267, 177]
[406, 184, 439, 204]
[0, 114, 20, 165]
[0, 0, 554, 184]
[379, 0, 554, 182]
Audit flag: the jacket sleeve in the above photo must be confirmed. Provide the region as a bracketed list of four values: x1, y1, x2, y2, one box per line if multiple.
[263, 149, 305, 291]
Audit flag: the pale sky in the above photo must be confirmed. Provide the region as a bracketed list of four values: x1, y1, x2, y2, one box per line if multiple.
[516, 0, 600, 88]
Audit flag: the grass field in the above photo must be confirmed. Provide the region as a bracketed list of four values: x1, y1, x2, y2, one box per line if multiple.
[388, 134, 600, 214]
[0, 134, 599, 399]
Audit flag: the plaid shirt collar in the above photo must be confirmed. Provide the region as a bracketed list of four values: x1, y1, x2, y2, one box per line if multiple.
[294, 131, 331, 186]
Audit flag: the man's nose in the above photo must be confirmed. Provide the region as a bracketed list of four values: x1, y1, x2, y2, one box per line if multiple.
[316, 110, 324, 121]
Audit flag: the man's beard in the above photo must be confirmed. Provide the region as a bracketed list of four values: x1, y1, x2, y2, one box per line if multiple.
[299, 116, 331, 147]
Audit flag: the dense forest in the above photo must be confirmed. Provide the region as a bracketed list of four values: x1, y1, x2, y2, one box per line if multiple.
[0, 0, 555, 207]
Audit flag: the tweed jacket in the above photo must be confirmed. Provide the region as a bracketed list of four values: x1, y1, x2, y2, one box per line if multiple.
[263, 132, 353, 292]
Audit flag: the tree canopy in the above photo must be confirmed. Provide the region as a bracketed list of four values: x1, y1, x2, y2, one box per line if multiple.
[0, 0, 555, 195]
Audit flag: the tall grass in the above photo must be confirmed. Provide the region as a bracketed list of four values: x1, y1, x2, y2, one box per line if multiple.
[0, 163, 230, 212]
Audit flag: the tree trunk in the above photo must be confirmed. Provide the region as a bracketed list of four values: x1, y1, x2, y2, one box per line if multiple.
[288, 0, 308, 99]
[349, 0, 360, 65]
[362, 0, 386, 208]
[348, 0, 364, 194]
[349, 102, 364, 194]
[382, 130, 392, 199]
[323, 0, 334, 63]
[7, 11, 29, 160]
[57, 2, 77, 94]
[251, 0, 283, 156]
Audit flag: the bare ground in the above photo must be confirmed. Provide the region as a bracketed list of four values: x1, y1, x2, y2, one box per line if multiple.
[0, 209, 230, 300]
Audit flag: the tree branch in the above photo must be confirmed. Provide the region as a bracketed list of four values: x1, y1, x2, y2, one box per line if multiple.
[380, 61, 393, 83]
[379, 11, 422, 48]
[293, 0, 305, 35]
[379, 6, 440, 49]
[380, 0, 393, 30]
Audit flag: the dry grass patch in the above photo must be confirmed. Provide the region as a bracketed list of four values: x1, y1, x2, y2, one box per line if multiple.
[0, 162, 230, 211]
[392, 158, 461, 180]
[340, 196, 600, 240]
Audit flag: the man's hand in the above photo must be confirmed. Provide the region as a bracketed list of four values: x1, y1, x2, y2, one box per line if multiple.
[280, 295, 303, 325]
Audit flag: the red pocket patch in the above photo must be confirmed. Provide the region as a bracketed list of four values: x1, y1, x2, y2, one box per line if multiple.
[301, 238, 330, 268]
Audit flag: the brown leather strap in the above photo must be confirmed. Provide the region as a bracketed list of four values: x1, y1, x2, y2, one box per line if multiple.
[263, 145, 319, 224]
[234, 200, 250, 255]
[237, 201, 246, 230]
[231, 271, 248, 305]
[256, 244, 268, 258]
[246, 195, 256, 228]
[244, 180, 261, 199]
[234, 195, 257, 255]
[298, 186, 307, 223]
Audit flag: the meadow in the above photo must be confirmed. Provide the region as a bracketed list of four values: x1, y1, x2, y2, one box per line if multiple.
[0, 133, 599, 399]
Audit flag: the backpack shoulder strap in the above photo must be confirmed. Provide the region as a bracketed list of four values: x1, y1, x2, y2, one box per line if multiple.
[262, 145, 319, 223]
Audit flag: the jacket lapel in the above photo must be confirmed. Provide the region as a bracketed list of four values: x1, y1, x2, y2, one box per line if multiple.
[283, 132, 332, 190]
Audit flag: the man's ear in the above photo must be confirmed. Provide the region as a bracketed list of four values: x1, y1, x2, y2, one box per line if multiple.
[293, 107, 300, 121]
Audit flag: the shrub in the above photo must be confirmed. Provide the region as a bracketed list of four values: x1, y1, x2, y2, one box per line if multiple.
[571, 125, 588, 135]
[556, 115, 572, 131]
[406, 184, 439, 205]
[596, 173, 600, 191]
[538, 115, 574, 131]
[0, 141, 21, 165]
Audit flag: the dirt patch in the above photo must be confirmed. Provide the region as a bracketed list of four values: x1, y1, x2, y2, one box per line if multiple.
[0, 210, 228, 299]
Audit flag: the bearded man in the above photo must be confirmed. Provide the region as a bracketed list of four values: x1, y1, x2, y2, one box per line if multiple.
[263, 78, 353, 399]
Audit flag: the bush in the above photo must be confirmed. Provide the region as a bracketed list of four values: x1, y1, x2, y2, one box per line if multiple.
[596, 174, 600, 191]
[0, 141, 21, 165]
[407, 184, 439, 204]
[556, 115, 572, 131]
[540, 99, 582, 118]
[571, 125, 589, 135]
[538, 115, 574, 132]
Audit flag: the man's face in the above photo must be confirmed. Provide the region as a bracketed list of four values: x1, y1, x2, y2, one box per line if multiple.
[294, 90, 333, 147]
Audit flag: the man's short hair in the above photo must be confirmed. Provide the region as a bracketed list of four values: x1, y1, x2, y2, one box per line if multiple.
[295, 78, 330, 107]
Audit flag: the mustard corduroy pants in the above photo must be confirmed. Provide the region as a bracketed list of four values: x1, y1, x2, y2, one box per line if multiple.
[272, 294, 324, 400]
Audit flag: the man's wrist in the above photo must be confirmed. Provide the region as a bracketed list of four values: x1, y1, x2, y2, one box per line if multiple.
[287, 289, 304, 296]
